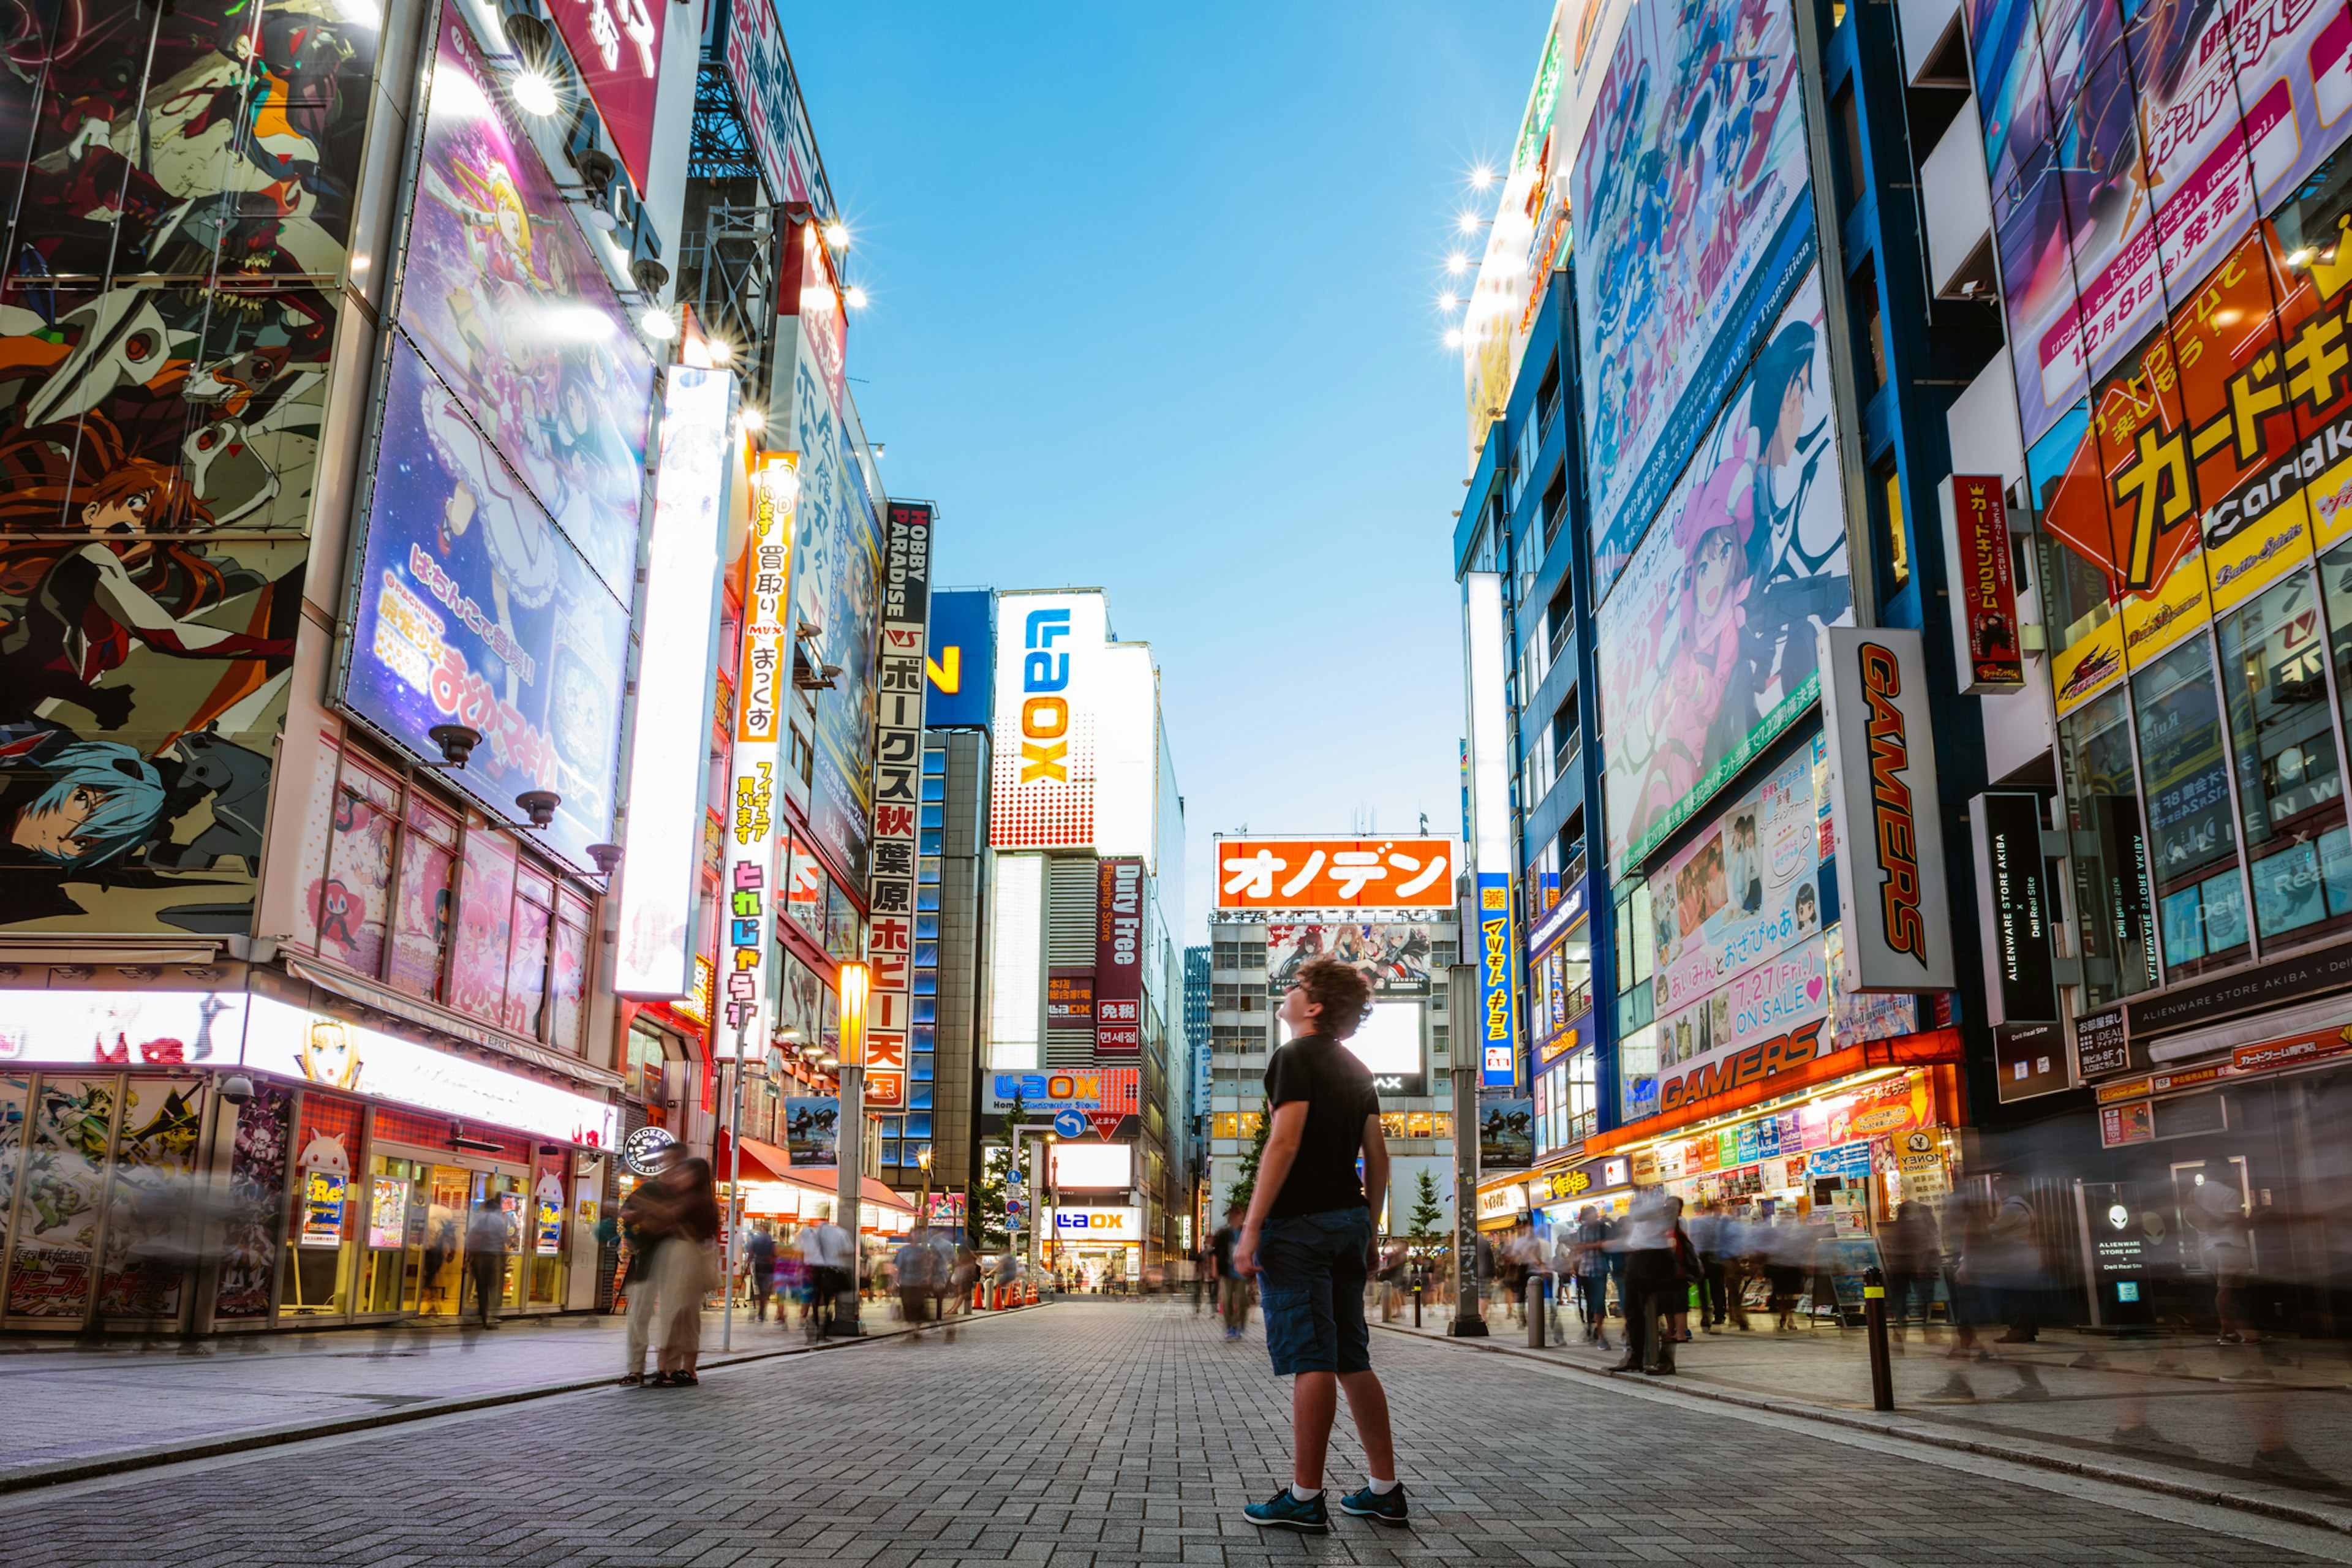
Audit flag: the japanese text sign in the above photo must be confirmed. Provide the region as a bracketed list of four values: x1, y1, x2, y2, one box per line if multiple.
[1477, 872, 1520, 1088]
[1940, 475, 2024, 692]
[543, 0, 665, 195]
[861, 500, 935, 1109]
[1216, 837, 1456, 910]
[717, 459, 799, 1056]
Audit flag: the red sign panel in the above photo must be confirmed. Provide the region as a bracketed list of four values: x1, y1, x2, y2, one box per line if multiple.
[1215, 837, 1457, 909]
[1948, 475, 2023, 690]
[1094, 858, 1144, 1053]
[543, 0, 667, 196]
[1086, 1112, 1125, 1141]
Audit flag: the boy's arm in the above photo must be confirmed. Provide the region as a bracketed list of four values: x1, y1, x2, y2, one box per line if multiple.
[1235, 1102, 1308, 1276]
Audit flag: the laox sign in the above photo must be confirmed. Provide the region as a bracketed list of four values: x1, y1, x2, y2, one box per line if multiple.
[1019, 606, 1072, 783]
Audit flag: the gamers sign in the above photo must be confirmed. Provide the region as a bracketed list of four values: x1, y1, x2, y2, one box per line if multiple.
[1819, 627, 1956, 993]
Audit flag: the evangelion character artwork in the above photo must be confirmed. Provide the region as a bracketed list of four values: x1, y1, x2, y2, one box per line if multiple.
[398, 7, 654, 603]
[0, 0, 379, 934]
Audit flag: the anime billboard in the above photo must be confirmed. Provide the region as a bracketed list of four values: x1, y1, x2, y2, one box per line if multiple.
[0, 0, 379, 933]
[1574, 0, 1814, 597]
[1970, 0, 2352, 449]
[1597, 272, 1848, 873]
[399, 8, 654, 605]
[1265, 924, 1439, 999]
[1644, 742, 1824, 1019]
[341, 338, 628, 870]
[790, 342, 878, 889]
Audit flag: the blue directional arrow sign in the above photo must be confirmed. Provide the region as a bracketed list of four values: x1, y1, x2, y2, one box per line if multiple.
[1052, 1107, 1087, 1139]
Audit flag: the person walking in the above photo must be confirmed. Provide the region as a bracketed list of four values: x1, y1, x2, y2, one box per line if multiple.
[1879, 1199, 1940, 1336]
[1569, 1204, 1611, 1348]
[745, 1220, 778, 1323]
[463, 1193, 507, 1329]
[618, 1153, 679, 1384]
[1235, 956, 1406, 1533]
[652, 1157, 720, 1386]
[896, 1225, 940, 1334]
[1212, 1201, 1250, 1338]
[1609, 1187, 1679, 1374]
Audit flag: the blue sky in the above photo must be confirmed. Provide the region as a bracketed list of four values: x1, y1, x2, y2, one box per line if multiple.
[782, 4, 1554, 940]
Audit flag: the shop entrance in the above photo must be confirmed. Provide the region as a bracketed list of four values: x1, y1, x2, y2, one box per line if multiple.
[364, 1149, 523, 1317]
[1052, 1244, 1140, 1293]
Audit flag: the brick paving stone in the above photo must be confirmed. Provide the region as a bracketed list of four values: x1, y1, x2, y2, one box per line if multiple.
[0, 1301, 2338, 1566]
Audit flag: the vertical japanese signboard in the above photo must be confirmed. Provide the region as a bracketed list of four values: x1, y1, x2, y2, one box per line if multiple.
[862, 500, 936, 1109]
[1940, 475, 2025, 693]
[718, 455, 800, 1057]
[1095, 858, 1145, 1053]
[1477, 872, 1520, 1088]
[1970, 791, 2059, 1028]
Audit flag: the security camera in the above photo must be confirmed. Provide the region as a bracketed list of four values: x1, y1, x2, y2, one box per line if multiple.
[587, 842, 623, 876]
[428, 723, 481, 768]
[515, 790, 562, 829]
[219, 1074, 254, 1105]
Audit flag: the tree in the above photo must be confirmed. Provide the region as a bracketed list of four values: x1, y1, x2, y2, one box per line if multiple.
[1225, 1114, 1272, 1214]
[1406, 1169, 1444, 1257]
[975, 1146, 1012, 1246]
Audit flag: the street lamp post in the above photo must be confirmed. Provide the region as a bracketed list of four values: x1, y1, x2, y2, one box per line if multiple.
[721, 1014, 749, 1352]
[915, 1144, 934, 1231]
[1448, 962, 1488, 1337]
[834, 961, 869, 1335]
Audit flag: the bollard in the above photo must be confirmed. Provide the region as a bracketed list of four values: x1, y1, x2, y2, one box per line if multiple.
[1526, 1278, 1545, 1348]
[1863, 1265, 1894, 1411]
[1413, 1278, 1423, 1329]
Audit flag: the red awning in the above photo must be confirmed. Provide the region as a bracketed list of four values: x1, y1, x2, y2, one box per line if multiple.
[711, 1131, 792, 1183]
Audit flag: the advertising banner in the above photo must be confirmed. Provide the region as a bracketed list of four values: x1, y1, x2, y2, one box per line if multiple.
[615, 368, 735, 998]
[541, 0, 667, 194]
[984, 1068, 1142, 1115]
[0, 0, 374, 934]
[1480, 1095, 1534, 1169]
[1266, 924, 1438, 998]
[1597, 271, 1849, 872]
[713, 459, 799, 1056]
[1820, 627, 1958, 993]
[1215, 837, 1456, 910]
[400, 8, 655, 605]
[1574, 0, 1815, 595]
[1094, 857, 1145, 1053]
[862, 499, 936, 1109]
[1046, 969, 1095, 1027]
[244, 996, 618, 1146]
[1645, 745, 1825, 1021]
[1970, 791, 2059, 1027]
[1051, 1205, 1142, 1243]
[782, 1096, 839, 1167]
[1940, 475, 2026, 692]
[1464, 18, 1565, 468]
[992, 592, 1108, 848]
[720, 0, 836, 218]
[1970, 0, 2352, 449]
[1477, 873, 1521, 1087]
[924, 588, 995, 728]
[342, 338, 630, 869]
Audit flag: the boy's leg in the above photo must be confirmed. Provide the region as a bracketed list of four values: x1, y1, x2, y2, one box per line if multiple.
[1339, 1369, 1396, 1480]
[1292, 1371, 1340, 1490]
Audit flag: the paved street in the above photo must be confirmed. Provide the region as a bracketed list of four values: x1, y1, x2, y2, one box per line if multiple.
[7, 1300, 2350, 1567]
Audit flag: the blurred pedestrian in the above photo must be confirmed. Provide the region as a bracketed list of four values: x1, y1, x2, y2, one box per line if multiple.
[802, 1205, 853, 1333]
[1879, 1200, 1940, 1336]
[1667, 1196, 1700, 1344]
[1763, 1210, 1809, 1331]
[1568, 1204, 1611, 1348]
[895, 1225, 940, 1333]
[1236, 956, 1406, 1532]
[1213, 1201, 1250, 1338]
[746, 1220, 777, 1322]
[1984, 1183, 2045, 1344]
[617, 1150, 680, 1384]
[652, 1156, 721, 1386]
[464, 1193, 506, 1329]
[1610, 1187, 1679, 1374]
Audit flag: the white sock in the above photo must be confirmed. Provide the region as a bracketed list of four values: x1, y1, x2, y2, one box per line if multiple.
[1289, 1485, 1322, 1501]
[1368, 1477, 1399, 1494]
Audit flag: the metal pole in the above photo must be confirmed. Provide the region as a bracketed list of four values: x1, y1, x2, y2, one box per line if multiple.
[835, 1061, 864, 1333]
[1864, 1265, 1894, 1411]
[1449, 960, 1488, 1339]
[723, 1020, 747, 1352]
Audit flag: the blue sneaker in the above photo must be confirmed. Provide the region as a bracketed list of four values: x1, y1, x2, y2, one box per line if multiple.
[1339, 1482, 1409, 1526]
[1243, 1488, 1330, 1533]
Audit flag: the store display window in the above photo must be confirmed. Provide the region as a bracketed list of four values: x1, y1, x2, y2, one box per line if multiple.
[283, 1093, 364, 1318]
[364, 1153, 429, 1313]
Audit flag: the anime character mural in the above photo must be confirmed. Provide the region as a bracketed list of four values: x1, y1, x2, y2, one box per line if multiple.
[1598, 273, 1849, 873]
[0, 0, 375, 933]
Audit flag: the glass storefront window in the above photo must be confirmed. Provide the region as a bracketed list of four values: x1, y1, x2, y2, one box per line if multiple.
[2133, 638, 2247, 974]
[505, 865, 555, 1039]
[2059, 685, 2158, 1006]
[2223, 567, 2352, 944]
[417, 1164, 472, 1315]
[388, 800, 459, 1000]
[284, 1094, 363, 1318]
[365, 1155, 428, 1313]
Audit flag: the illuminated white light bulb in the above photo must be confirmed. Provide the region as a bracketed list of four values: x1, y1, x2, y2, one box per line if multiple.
[511, 69, 558, 116]
[639, 306, 677, 341]
[845, 285, 869, 309]
[1447, 252, 1469, 274]
[1444, 328, 1464, 349]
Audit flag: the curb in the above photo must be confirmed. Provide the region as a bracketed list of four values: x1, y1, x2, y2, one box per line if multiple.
[0, 1301, 1052, 1496]
[1373, 1320, 2352, 1539]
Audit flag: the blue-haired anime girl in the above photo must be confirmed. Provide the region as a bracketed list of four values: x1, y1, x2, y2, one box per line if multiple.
[0, 728, 165, 873]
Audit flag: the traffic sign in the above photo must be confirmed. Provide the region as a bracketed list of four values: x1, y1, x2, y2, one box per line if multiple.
[1052, 1108, 1087, 1139]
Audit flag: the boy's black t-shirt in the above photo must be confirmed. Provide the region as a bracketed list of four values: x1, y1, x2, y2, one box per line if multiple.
[1262, 1032, 1380, 1220]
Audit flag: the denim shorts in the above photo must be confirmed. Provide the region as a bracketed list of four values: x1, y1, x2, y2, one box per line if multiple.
[1257, 1207, 1373, 1376]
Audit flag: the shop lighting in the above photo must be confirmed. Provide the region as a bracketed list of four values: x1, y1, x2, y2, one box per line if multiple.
[823, 221, 850, 251]
[1444, 328, 1464, 349]
[639, 304, 677, 341]
[1600, 1066, 1915, 1164]
[2289, 248, 2317, 267]
[844, 285, 869, 310]
[1457, 211, 1480, 235]
[839, 961, 870, 1068]
[1446, 252, 1469, 275]
[511, 69, 559, 117]
[1470, 165, 1495, 189]
[1438, 292, 1460, 311]
[739, 408, 766, 435]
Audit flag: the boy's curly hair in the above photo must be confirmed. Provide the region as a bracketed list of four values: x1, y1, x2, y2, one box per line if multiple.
[1295, 955, 1372, 1040]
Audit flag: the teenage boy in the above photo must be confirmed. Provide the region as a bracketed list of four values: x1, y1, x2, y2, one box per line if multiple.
[1236, 956, 1405, 1532]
